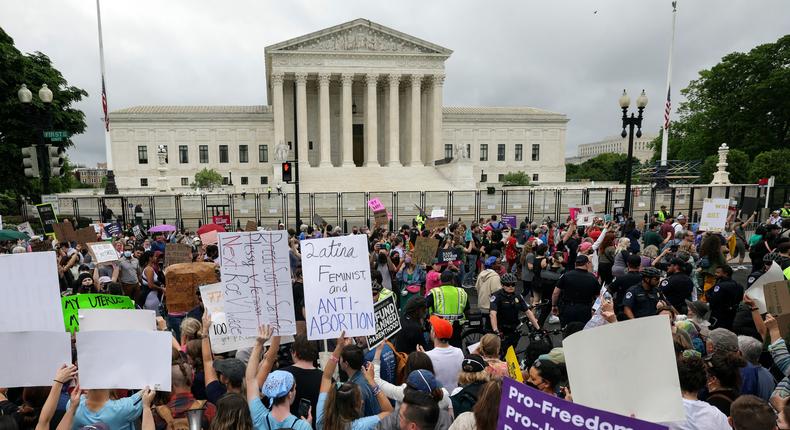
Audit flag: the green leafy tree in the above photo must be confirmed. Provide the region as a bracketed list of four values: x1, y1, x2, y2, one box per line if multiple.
[748, 149, 790, 184]
[658, 35, 790, 165]
[502, 171, 530, 186]
[192, 168, 223, 190]
[0, 27, 88, 199]
[698, 149, 750, 184]
[566, 153, 632, 182]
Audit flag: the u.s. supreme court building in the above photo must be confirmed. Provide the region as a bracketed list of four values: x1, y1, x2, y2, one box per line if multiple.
[109, 19, 568, 193]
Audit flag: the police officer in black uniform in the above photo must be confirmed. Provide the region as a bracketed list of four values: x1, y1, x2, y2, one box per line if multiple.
[707, 264, 743, 330]
[551, 255, 600, 327]
[658, 258, 694, 314]
[609, 254, 643, 318]
[490, 273, 534, 356]
[623, 267, 663, 319]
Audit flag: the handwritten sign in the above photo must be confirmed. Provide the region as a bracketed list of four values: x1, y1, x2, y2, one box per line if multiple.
[76, 227, 98, 246]
[62, 294, 135, 332]
[368, 198, 385, 212]
[245, 220, 258, 232]
[698, 198, 729, 232]
[425, 217, 448, 230]
[430, 208, 445, 218]
[763, 281, 790, 317]
[413, 236, 439, 266]
[218, 231, 296, 337]
[164, 262, 217, 313]
[746, 262, 786, 314]
[366, 295, 401, 348]
[373, 210, 388, 228]
[199, 283, 256, 353]
[313, 214, 327, 227]
[0, 252, 64, 332]
[17, 221, 35, 237]
[497, 377, 668, 430]
[87, 242, 119, 264]
[165, 243, 193, 267]
[30, 238, 53, 252]
[36, 203, 58, 236]
[301, 234, 376, 340]
[200, 230, 218, 245]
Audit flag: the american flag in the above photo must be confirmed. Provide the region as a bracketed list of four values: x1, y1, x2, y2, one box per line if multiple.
[663, 85, 671, 130]
[101, 76, 109, 131]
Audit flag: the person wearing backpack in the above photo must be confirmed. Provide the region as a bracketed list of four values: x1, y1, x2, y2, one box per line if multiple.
[154, 362, 216, 430]
[449, 355, 490, 416]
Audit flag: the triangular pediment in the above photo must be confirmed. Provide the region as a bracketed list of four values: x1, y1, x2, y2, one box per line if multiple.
[265, 18, 452, 56]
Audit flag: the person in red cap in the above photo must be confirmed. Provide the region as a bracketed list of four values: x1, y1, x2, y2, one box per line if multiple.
[425, 315, 464, 392]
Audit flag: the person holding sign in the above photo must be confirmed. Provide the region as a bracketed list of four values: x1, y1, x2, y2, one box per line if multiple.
[315, 332, 394, 430]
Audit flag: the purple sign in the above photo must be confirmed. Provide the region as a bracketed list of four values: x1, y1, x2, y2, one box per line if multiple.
[502, 215, 518, 229]
[497, 378, 667, 430]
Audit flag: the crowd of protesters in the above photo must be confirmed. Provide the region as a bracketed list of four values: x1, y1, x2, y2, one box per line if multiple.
[1, 201, 790, 430]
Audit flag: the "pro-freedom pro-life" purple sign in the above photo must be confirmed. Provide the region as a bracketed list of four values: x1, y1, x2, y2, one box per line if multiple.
[497, 377, 668, 430]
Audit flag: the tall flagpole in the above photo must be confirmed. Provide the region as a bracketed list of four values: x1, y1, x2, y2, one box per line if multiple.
[660, 1, 678, 167]
[97, 0, 118, 194]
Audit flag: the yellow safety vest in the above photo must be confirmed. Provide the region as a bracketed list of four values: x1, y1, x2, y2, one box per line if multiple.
[377, 288, 394, 303]
[430, 285, 468, 322]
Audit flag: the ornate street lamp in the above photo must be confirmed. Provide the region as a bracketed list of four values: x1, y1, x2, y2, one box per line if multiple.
[619, 89, 647, 216]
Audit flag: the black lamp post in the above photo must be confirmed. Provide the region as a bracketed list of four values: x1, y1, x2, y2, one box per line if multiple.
[619, 89, 648, 217]
[18, 83, 54, 195]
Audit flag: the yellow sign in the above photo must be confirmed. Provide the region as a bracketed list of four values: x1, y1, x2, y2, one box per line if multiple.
[505, 346, 524, 382]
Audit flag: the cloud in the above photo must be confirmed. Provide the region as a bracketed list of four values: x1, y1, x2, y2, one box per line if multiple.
[2, 0, 787, 165]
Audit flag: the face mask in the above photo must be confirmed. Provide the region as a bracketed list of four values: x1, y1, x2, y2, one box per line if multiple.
[124, 251, 132, 258]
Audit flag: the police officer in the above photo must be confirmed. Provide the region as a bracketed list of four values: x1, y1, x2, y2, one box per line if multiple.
[658, 258, 694, 314]
[623, 267, 663, 319]
[551, 255, 600, 326]
[426, 270, 469, 347]
[707, 264, 743, 330]
[609, 254, 643, 318]
[490, 273, 539, 355]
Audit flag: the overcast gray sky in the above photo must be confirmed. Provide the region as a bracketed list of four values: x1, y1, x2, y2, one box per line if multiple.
[2, 0, 788, 166]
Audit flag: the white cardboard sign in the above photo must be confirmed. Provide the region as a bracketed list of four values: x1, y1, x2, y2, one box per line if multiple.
[87, 242, 119, 264]
[301, 235, 376, 340]
[0, 252, 64, 332]
[78, 309, 156, 332]
[17, 221, 35, 237]
[218, 231, 296, 337]
[698, 198, 729, 232]
[563, 315, 685, 423]
[77, 330, 172, 390]
[199, 282, 256, 353]
[578, 205, 596, 226]
[746, 262, 787, 314]
[0, 331, 71, 387]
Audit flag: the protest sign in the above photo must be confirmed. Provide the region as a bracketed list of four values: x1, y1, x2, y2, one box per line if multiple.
[438, 248, 460, 263]
[53, 222, 77, 242]
[578, 205, 596, 226]
[132, 225, 145, 240]
[87, 242, 119, 264]
[79, 309, 156, 332]
[0, 332, 71, 387]
[568, 206, 580, 221]
[36, 203, 58, 236]
[77, 330, 172, 390]
[698, 198, 729, 232]
[164, 243, 193, 267]
[301, 234, 376, 340]
[219, 231, 296, 337]
[75, 226, 98, 246]
[313, 214, 327, 227]
[563, 315, 684, 422]
[0, 252, 63, 331]
[200, 229, 218, 245]
[62, 294, 135, 332]
[777, 313, 790, 339]
[29, 238, 53, 252]
[245, 220, 258, 232]
[430, 208, 445, 218]
[366, 295, 401, 348]
[212, 214, 231, 226]
[17, 221, 35, 237]
[373, 210, 388, 228]
[103, 222, 121, 238]
[763, 281, 790, 317]
[413, 236, 439, 266]
[41, 194, 59, 214]
[746, 262, 787, 314]
[497, 377, 668, 430]
[504, 346, 523, 383]
[425, 217, 448, 230]
[199, 283, 256, 353]
[501, 215, 517, 229]
[164, 262, 217, 313]
[368, 198, 385, 212]
[740, 196, 758, 217]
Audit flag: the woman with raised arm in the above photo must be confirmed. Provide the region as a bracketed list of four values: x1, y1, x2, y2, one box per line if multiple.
[34, 364, 77, 430]
[316, 332, 393, 430]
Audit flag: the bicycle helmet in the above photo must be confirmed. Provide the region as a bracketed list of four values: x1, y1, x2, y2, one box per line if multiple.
[500, 273, 518, 285]
[641, 267, 662, 279]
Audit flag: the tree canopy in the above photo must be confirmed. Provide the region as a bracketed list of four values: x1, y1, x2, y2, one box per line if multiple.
[502, 171, 530, 186]
[192, 168, 223, 190]
[658, 34, 790, 181]
[566, 153, 633, 182]
[698, 149, 750, 184]
[0, 27, 88, 200]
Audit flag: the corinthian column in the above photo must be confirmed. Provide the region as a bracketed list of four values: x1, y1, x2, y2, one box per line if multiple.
[271, 72, 285, 153]
[365, 73, 379, 167]
[431, 74, 445, 165]
[318, 72, 331, 167]
[409, 74, 422, 167]
[387, 74, 401, 167]
[341, 73, 354, 167]
[295, 72, 309, 167]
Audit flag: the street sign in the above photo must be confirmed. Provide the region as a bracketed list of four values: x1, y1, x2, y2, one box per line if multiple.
[43, 130, 69, 141]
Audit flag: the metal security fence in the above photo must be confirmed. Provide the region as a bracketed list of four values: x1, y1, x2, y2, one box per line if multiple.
[26, 184, 788, 232]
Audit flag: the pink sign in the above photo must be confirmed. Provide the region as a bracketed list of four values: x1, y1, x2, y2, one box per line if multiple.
[212, 215, 231, 226]
[200, 230, 218, 245]
[367, 198, 385, 212]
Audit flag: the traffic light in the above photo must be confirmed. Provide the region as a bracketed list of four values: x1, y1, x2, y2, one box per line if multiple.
[281, 161, 292, 183]
[47, 144, 65, 176]
[21, 146, 40, 178]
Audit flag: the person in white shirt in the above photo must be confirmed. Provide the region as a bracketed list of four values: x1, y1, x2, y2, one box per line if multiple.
[667, 353, 729, 430]
[674, 214, 689, 237]
[424, 316, 464, 392]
